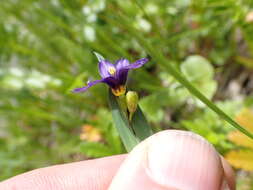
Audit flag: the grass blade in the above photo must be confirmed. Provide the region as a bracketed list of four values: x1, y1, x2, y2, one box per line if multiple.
[108, 91, 139, 152]
[131, 106, 153, 141]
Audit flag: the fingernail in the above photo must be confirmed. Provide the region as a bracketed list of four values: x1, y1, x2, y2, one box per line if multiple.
[146, 130, 224, 190]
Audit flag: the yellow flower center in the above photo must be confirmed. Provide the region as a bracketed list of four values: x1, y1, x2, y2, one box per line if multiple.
[111, 85, 126, 96]
[108, 66, 116, 75]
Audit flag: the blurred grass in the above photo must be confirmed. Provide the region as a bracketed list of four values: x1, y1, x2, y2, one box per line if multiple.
[1, 0, 253, 188]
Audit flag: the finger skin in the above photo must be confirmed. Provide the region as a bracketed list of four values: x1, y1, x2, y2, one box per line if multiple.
[0, 155, 126, 190]
[221, 157, 236, 190]
[109, 130, 235, 190]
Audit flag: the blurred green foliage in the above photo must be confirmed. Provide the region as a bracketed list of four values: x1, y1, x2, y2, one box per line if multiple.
[1, 0, 253, 188]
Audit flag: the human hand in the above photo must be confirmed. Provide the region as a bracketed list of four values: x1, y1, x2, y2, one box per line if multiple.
[0, 130, 235, 190]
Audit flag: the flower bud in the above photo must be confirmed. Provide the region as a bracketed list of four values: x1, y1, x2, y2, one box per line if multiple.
[126, 91, 139, 121]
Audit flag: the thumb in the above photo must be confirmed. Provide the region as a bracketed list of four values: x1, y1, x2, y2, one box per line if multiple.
[109, 130, 234, 190]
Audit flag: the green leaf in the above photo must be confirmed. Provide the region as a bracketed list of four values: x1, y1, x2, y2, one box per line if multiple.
[180, 55, 218, 106]
[105, 124, 124, 154]
[108, 91, 139, 152]
[181, 55, 214, 81]
[131, 106, 153, 141]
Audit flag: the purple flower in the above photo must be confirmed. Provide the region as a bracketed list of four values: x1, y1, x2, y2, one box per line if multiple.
[73, 58, 149, 96]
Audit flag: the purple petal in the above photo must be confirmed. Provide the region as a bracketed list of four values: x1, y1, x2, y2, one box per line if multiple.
[98, 60, 115, 78]
[116, 68, 129, 85]
[72, 77, 119, 93]
[72, 79, 103, 93]
[115, 58, 130, 70]
[116, 58, 149, 85]
[102, 76, 119, 89]
[124, 58, 149, 70]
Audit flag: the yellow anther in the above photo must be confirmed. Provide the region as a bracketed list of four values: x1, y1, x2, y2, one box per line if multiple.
[111, 85, 126, 96]
[108, 67, 116, 75]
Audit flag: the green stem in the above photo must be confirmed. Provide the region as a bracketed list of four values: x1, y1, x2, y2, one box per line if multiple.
[153, 47, 253, 140]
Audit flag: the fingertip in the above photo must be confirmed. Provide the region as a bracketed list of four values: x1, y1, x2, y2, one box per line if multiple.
[109, 130, 225, 190]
